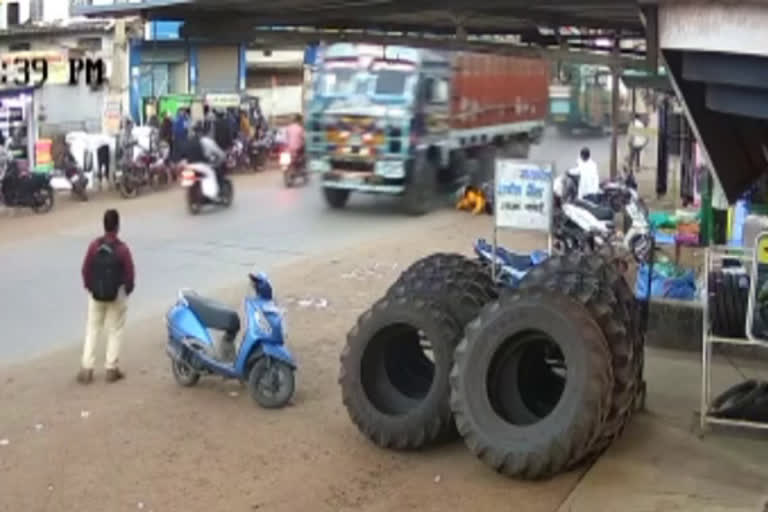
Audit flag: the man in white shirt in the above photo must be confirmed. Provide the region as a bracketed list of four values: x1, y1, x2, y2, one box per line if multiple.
[628, 115, 648, 172]
[575, 147, 600, 200]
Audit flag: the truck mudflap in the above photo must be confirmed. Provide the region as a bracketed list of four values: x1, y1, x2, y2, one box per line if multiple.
[322, 171, 405, 194]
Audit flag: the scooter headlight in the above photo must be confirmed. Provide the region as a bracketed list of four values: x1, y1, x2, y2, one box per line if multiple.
[253, 308, 273, 336]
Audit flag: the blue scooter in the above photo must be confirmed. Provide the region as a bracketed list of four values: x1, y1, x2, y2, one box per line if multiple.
[165, 272, 296, 409]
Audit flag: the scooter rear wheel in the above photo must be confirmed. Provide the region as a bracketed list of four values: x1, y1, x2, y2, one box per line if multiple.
[172, 358, 200, 387]
[248, 358, 295, 409]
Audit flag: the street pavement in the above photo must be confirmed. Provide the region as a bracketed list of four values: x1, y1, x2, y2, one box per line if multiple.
[0, 127, 611, 364]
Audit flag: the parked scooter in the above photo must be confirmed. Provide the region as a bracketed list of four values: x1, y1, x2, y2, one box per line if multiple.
[0, 159, 55, 213]
[280, 148, 308, 188]
[165, 271, 296, 408]
[552, 168, 651, 263]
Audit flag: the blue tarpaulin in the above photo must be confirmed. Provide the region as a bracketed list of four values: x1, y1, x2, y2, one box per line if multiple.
[635, 264, 696, 300]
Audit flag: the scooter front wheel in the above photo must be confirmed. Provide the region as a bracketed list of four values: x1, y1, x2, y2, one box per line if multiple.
[171, 358, 200, 387]
[248, 358, 295, 409]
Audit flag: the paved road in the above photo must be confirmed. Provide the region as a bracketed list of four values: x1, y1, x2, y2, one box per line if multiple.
[0, 128, 611, 364]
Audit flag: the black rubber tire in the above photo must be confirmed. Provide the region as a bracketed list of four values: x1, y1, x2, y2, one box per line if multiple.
[450, 289, 613, 479]
[518, 253, 640, 417]
[220, 178, 234, 208]
[389, 274, 494, 328]
[339, 295, 462, 449]
[32, 186, 55, 214]
[708, 272, 724, 336]
[403, 158, 437, 216]
[517, 269, 634, 458]
[171, 358, 200, 387]
[324, 187, 350, 209]
[248, 358, 295, 409]
[391, 253, 498, 299]
[711, 380, 767, 419]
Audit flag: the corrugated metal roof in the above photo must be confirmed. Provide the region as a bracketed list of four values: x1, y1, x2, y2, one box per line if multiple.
[73, 0, 644, 36]
[0, 20, 115, 41]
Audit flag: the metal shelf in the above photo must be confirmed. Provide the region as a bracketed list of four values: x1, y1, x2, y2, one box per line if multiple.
[699, 244, 768, 433]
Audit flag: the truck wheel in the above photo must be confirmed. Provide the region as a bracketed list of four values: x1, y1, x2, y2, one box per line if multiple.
[403, 159, 437, 216]
[324, 188, 350, 209]
[450, 289, 613, 479]
[339, 295, 462, 449]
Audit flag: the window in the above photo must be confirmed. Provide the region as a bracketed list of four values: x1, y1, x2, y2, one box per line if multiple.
[374, 69, 409, 95]
[9, 42, 31, 51]
[320, 68, 356, 96]
[6, 2, 20, 26]
[78, 38, 103, 52]
[30, 0, 43, 22]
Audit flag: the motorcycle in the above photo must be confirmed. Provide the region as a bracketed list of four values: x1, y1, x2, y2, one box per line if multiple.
[180, 161, 234, 215]
[249, 131, 273, 171]
[165, 272, 296, 409]
[0, 160, 55, 213]
[116, 142, 151, 199]
[280, 148, 308, 188]
[552, 169, 651, 263]
[61, 150, 89, 201]
[225, 139, 251, 174]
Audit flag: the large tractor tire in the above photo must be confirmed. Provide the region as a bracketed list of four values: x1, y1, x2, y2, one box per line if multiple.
[389, 275, 494, 329]
[525, 252, 644, 409]
[339, 295, 462, 449]
[450, 289, 613, 479]
[517, 266, 635, 457]
[391, 253, 498, 299]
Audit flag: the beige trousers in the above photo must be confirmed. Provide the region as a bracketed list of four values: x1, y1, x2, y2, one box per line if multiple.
[81, 289, 128, 370]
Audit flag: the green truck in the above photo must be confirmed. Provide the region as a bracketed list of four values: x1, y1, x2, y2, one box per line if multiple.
[549, 63, 629, 136]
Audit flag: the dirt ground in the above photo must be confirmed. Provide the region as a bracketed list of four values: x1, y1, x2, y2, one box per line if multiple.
[2, 209, 768, 511]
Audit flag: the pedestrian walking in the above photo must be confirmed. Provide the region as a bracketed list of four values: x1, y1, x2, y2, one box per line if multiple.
[77, 209, 135, 384]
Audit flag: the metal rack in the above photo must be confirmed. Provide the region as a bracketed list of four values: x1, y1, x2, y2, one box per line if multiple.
[699, 242, 768, 432]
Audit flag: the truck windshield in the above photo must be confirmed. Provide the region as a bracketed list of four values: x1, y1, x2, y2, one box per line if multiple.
[320, 68, 358, 96]
[373, 69, 410, 95]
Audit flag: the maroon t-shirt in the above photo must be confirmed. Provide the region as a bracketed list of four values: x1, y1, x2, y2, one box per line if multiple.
[81, 233, 135, 295]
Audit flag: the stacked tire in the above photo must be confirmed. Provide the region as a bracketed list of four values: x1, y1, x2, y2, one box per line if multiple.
[339, 251, 645, 479]
[708, 269, 750, 338]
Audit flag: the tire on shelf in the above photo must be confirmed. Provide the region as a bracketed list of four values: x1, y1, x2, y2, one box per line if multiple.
[450, 288, 613, 479]
[339, 295, 462, 449]
[517, 268, 635, 457]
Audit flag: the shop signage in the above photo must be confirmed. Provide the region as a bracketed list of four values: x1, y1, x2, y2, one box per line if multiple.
[494, 160, 554, 232]
[205, 93, 241, 109]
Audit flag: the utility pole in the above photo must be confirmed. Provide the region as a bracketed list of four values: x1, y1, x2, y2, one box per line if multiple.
[609, 37, 620, 180]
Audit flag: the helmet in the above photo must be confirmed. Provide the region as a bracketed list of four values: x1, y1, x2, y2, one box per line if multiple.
[249, 269, 273, 300]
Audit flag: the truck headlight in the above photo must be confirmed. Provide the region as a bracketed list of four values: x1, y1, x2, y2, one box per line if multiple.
[375, 160, 405, 178]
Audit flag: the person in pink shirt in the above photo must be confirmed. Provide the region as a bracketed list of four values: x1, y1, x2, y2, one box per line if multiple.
[284, 114, 305, 165]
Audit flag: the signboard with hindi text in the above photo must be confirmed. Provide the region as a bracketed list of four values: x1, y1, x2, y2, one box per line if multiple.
[494, 159, 554, 232]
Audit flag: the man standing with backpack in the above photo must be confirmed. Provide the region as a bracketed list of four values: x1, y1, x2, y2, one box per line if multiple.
[77, 209, 135, 384]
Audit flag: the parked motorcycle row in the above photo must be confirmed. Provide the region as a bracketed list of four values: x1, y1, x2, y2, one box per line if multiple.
[552, 167, 652, 265]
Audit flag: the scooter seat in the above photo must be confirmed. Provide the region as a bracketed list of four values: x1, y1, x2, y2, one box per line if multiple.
[573, 199, 614, 221]
[183, 293, 240, 335]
